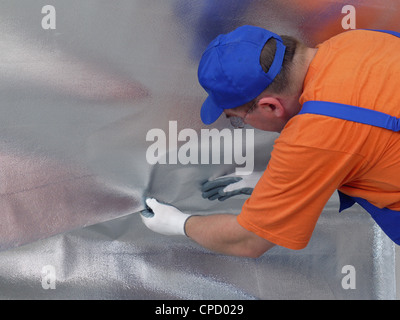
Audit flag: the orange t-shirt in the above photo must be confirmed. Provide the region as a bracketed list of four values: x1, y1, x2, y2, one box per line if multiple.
[237, 30, 400, 250]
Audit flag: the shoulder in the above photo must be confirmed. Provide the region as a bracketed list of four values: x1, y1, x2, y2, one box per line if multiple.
[276, 112, 371, 157]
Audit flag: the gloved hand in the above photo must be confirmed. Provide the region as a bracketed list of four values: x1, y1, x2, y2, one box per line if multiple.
[201, 171, 264, 201]
[140, 198, 192, 236]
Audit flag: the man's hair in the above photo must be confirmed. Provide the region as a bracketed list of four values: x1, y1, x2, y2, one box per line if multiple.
[260, 35, 302, 94]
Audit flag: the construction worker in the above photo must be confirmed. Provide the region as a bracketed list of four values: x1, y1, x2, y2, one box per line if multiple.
[141, 25, 400, 257]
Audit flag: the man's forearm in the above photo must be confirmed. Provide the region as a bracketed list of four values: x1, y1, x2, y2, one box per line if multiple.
[142, 199, 275, 258]
[185, 214, 275, 258]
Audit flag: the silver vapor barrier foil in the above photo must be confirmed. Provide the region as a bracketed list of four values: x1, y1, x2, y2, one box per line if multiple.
[0, 0, 398, 299]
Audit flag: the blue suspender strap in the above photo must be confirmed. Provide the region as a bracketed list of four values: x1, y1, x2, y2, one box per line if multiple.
[299, 29, 400, 131]
[299, 101, 400, 132]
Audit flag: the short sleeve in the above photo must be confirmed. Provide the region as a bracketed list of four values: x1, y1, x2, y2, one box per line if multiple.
[237, 141, 364, 250]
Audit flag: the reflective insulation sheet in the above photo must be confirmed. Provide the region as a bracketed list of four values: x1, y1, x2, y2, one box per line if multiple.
[0, 0, 398, 299]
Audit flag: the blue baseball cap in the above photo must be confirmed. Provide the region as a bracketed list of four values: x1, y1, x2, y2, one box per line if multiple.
[198, 25, 286, 125]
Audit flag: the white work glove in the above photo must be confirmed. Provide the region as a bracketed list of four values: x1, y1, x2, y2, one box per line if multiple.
[201, 171, 264, 201]
[140, 198, 192, 236]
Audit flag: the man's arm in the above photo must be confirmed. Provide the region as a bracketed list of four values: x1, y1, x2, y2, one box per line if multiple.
[185, 214, 275, 258]
[141, 198, 275, 258]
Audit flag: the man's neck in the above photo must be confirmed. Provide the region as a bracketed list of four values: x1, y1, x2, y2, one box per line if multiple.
[299, 47, 318, 90]
[288, 46, 318, 115]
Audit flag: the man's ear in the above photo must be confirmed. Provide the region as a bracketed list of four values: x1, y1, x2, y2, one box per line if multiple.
[257, 96, 285, 117]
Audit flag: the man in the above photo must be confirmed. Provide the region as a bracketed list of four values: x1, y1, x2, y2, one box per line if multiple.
[141, 25, 400, 258]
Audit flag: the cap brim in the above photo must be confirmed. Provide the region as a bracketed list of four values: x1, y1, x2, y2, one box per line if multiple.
[200, 96, 224, 125]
